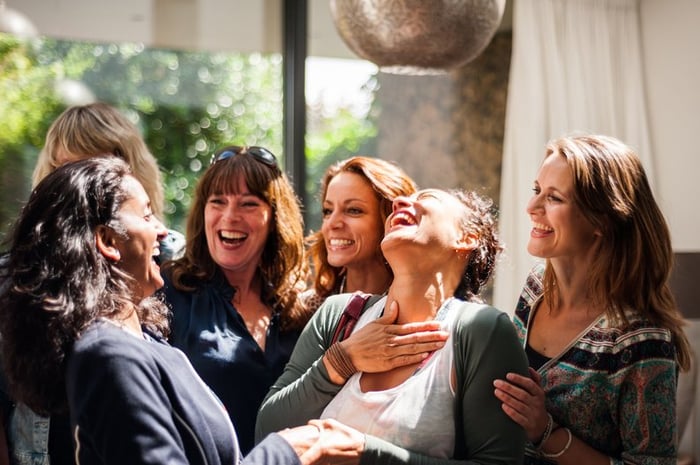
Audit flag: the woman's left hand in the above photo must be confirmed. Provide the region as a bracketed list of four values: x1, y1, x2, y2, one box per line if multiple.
[493, 367, 550, 443]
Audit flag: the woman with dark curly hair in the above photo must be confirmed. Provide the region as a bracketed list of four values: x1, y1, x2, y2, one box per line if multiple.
[160, 146, 310, 454]
[257, 188, 529, 465]
[0, 156, 353, 465]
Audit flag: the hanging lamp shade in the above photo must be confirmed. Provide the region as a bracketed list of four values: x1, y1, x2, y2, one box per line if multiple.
[330, 0, 506, 75]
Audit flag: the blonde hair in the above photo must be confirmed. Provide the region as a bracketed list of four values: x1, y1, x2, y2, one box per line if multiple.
[33, 102, 165, 218]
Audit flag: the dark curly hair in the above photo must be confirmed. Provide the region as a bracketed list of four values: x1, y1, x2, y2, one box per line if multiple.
[0, 156, 169, 415]
[450, 189, 503, 302]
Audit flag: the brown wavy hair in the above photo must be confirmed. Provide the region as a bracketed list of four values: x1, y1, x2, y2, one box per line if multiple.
[163, 147, 310, 331]
[306, 156, 417, 298]
[541, 134, 691, 370]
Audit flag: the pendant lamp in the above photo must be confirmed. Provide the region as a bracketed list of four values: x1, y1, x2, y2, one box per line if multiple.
[331, 0, 506, 75]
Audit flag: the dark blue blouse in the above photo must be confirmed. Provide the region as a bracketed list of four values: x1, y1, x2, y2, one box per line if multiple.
[161, 272, 301, 454]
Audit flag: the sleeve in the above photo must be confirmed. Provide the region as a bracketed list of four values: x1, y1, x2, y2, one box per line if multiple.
[67, 336, 191, 465]
[454, 308, 528, 465]
[357, 306, 529, 465]
[244, 433, 301, 465]
[616, 333, 678, 465]
[255, 295, 351, 441]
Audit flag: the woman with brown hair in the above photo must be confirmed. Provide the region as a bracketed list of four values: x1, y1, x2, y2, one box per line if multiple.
[494, 134, 692, 465]
[161, 145, 309, 454]
[302, 156, 417, 312]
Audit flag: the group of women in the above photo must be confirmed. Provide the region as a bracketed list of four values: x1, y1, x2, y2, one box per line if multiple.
[0, 102, 692, 465]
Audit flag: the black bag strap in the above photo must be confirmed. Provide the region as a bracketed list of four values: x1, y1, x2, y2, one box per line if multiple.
[330, 292, 372, 345]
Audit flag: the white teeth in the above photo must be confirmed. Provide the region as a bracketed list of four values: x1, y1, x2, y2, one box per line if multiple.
[329, 238, 354, 247]
[220, 231, 246, 240]
[392, 212, 416, 227]
[532, 222, 553, 232]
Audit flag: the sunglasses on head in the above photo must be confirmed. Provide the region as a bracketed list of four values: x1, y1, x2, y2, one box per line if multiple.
[210, 146, 278, 168]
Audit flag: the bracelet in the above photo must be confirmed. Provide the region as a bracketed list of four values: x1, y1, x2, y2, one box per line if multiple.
[541, 427, 573, 459]
[326, 342, 357, 380]
[534, 413, 554, 450]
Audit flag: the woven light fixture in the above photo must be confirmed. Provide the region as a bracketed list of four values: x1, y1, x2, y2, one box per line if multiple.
[330, 0, 506, 75]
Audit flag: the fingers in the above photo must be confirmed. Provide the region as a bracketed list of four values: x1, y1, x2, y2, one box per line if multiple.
[528, 366, 542, 383]
[504, 372, 540, 395]
[374, 301, 399, 325]
[391, 320, 446, 334]
[389, 327, 449, 344]
[493, 371, 549, 441]
[493, 374, 540, 402]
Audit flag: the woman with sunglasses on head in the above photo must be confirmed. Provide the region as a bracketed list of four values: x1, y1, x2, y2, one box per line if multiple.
[0, 156, 358, 465]
[257, 188, 529, 465]
[160, 145, 310, 455]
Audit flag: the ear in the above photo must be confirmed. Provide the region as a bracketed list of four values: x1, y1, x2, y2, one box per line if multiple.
[95, 225, 121, 262]
[454, 233, 478, 257]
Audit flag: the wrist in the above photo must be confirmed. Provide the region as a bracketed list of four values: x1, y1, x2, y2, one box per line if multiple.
[324, 342, 357, 383]
[540, 427, 573, 459]
[534, 413, 554, 450]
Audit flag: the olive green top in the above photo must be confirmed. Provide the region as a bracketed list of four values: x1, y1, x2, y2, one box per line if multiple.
[256, 293, 528, 465]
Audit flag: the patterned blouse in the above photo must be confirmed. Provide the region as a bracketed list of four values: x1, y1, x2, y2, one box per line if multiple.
[515, 263, 679, 465]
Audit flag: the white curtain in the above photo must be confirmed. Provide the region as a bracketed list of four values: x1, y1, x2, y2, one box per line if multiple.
[493, 0, 654, 314]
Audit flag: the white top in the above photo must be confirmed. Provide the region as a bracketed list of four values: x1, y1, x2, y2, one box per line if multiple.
[321, 296, 457, 458]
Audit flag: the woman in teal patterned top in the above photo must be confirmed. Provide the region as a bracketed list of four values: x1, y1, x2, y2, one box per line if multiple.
[493, 134, 692, 465]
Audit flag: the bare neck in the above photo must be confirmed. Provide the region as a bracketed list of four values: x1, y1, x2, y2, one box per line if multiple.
[343, 262, 392, 295]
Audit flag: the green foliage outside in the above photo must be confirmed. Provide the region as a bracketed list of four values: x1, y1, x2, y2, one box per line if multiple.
[0, 33, 378, 241]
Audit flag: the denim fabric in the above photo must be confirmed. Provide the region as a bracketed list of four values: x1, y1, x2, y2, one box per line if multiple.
[8, 403, 50, 465]
[158, 229, 185, 263]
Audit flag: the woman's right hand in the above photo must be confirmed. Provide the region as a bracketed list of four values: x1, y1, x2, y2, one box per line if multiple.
[341, 300, 449, 373]
[493, 367, 549, 443]
[297, 419, 365, 465]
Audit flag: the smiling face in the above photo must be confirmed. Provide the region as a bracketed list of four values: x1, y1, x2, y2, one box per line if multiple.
[321, 171, 385, 270]
[526, 154, 600, 261]
[111, 176, 168, 298]
[382, 189, 470, 263]
[204, 176, 273, 278]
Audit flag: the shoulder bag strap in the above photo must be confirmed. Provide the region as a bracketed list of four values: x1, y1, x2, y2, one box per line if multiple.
[330, 292, 372, 345]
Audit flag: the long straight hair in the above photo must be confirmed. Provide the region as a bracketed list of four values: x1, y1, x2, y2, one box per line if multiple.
[541, 134, 691, 370]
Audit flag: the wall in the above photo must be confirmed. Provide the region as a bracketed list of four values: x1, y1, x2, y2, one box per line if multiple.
[641, 0, 700, 320]
[640, 0, 700, 252]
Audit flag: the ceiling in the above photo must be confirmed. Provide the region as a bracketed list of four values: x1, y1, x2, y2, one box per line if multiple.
[7, 0, 512, 59]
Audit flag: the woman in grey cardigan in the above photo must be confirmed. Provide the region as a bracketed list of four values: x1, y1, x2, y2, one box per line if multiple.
[257, 188, 529, 465]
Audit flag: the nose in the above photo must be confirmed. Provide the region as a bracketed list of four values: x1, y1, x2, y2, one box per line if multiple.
[155, 219, 168, 240]
[222, 203, 241, 222]
[391, 195, 411, 212]
[326, 209, 343, 228]
[526, 192, 542, 215]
